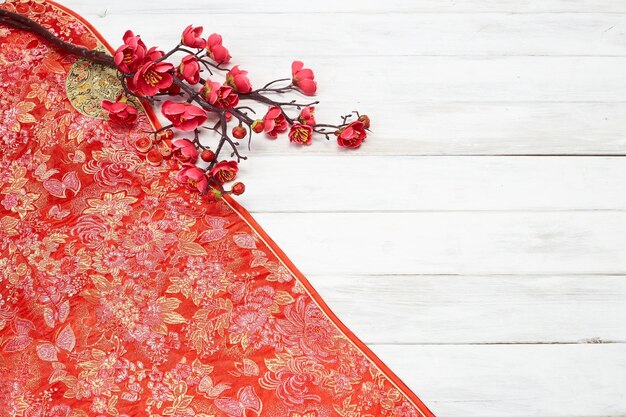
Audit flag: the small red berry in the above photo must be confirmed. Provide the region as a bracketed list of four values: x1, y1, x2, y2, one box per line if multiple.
[251, 119, 264, 133]
[201, 149, 215, 162]
[231, 182, 245, 196]
[232, 125, 247, 139]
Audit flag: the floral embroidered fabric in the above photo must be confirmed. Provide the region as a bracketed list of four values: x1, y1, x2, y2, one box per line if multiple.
[0, 1, 434, 416]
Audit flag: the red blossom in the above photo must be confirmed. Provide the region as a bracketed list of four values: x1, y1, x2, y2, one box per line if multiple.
[206, 33, 231, 64]
[177, 55, 201, 85]
[298, 106, 316, 127]
[291, 60, 317, 96]
[176, 164, 208, 192]
[336, 121, 367, 149]
[209, 160, 239, 184]
[288, 123, 313, 145]
[161, 100, 207, 132]
[226, 66, 252, 93]
[172, 138, 199, 163]
[199, 81, 239, 109]
[145, 46, 165, 61]
[263, 107, 288, 139]
[130, 60, 174, 96]
[101, 97, 138, 126]
[181, 25, 206, 49]
[113, 30, 147, 73]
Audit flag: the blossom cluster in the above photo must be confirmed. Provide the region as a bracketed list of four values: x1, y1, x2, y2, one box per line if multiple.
[103, 25, 370, 199]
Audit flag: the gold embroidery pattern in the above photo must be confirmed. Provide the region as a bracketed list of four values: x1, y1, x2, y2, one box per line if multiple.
[65, 48, 123, 119]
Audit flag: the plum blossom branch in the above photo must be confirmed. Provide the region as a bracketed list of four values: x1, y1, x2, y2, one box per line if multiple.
[0, 14, 371, 201]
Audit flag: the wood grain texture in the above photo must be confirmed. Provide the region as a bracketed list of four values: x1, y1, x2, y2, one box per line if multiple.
[253, 211, 626, 275]
[55, 1, 626, 415]
[309, 274, 626, 344]
[375, 344, 626, 417]
[237, 156, 626, 211]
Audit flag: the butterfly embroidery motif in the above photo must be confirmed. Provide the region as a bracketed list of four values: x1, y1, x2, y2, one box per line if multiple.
[214, 386, 262, 417]
[43, 171, 81, 198]
[197, 375, 231, 399]
[198, 215, 229, 243]
[35, 324, 76, 361]
[47, 204, 71, 220]
[2, 317, 35, 353]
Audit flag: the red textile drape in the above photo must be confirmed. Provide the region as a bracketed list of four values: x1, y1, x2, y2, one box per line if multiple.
[0, 1, 435, 416]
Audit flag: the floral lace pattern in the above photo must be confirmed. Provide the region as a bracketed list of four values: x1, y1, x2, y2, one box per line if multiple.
[0, 2, 433, 417]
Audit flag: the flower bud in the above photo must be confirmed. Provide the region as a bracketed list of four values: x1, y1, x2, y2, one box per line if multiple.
[251, 119, 264, 133]
[206, 187, 223, 202]
[358, 114, 371, 129]
[232, 125, 247, 139]
[201, 149, 215, 162]
[231, 182, 245, 195]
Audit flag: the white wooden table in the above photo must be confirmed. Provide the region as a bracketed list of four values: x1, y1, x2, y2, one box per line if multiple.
[62, 1, 626, 415]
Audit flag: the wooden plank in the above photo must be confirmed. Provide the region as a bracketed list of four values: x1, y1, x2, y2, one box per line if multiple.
[375, 343, 626, 417]
[66, 12, 626, 57]
[62, 0, 626, 14]
[251, 211, 626, 275]
[237, 156, 626, 211]
[158, 101, 626, 156]
[308, 274, 626, 344]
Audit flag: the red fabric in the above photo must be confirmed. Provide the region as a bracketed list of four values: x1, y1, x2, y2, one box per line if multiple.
[0, 2, 435, 416]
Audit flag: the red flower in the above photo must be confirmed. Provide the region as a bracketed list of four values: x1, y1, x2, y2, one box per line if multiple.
[172, 138, 199, 163]
[288, 123, 313, 145]
[130, 60, 174, 96]
[263, 107, 288, 139]
[178, 55, 201, 85]
[336, 121, 367, 149]
[114, 30, 147, 73]
[201, 82, 239, 109]
[101, 97, 138, 126]
[291, 61, 317, 96]
[298, 106, 316, 127]
[176, 164, 208, 192]
[206, 33, 231, 64]
[226, 66, 252, 93]
[161, 100, 207, 132]
[181, 25, 206, 49]
[145, 46, 165, 61]
[199, 80, 221, 104]
[209, 160, 239, 184]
